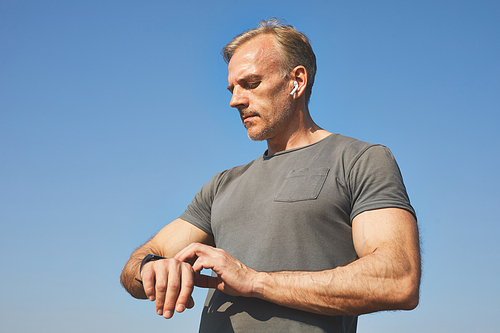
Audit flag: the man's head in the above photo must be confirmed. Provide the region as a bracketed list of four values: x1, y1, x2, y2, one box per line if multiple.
[226, 33, 296, 142]
[222, 18, 317, 105]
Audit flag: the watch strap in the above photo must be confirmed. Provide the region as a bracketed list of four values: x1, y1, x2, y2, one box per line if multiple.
[140, 254, 167, 273]
[135, 253, 167, 285]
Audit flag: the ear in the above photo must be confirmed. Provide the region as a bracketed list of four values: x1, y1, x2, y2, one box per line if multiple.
[290, 66, 308, 98]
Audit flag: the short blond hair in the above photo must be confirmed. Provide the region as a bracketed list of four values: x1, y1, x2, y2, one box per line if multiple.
[222, 18, 317, 104]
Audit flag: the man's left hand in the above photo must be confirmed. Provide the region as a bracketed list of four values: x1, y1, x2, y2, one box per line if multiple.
[174, 243, 260, 298]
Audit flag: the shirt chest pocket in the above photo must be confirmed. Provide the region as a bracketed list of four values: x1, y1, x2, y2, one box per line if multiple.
[274, 167, 330, 202]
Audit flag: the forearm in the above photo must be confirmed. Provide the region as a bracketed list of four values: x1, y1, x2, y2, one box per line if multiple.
[253, 248, 420, 316]
[120, 219, 214, 300]
[120, 243, 161, 299]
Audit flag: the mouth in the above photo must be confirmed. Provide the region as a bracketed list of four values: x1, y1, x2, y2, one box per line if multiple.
[242, 116, 258, 130]
[240, 110, 259, 123]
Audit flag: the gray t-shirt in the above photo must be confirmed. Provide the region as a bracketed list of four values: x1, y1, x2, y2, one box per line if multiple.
[180, 133, 415, 333]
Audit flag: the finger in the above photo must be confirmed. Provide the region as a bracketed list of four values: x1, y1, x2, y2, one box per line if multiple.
[192, 255, 215, 274]
[175, 263, 195, 313]
[161, 266, 182, 318]
[174, 243, 200, 262]
[141, 263, 158, 301]
[175, 242, 216, 263]
[154, 266, 169, 316]
[194, 273, 219, 290]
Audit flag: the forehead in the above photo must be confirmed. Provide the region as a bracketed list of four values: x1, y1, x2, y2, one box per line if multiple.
[227, 34, 282, 81]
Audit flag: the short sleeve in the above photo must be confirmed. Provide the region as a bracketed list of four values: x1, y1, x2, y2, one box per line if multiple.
[179, 172, 226, 236]
[348, 145, 415, 221]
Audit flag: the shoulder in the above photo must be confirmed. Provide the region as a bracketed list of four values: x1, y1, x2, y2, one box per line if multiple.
[210, 157, 259, 188]
[322, 133, 384, 161]
[315, 134, 403, 181]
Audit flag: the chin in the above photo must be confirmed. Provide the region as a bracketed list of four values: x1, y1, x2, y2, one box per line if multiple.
[245, 124, 267, 141]
[247, 132, 267, 141]
[247, 127, 274, 141]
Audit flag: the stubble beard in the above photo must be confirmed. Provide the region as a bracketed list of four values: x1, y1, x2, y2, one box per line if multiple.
[245, 98, 295, 142]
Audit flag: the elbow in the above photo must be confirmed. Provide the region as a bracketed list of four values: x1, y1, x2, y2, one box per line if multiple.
[399, 291, 419, 311]
[394, 275, 420, 311]
[391, 252, 421, 311]
[403, 285, 420, 311]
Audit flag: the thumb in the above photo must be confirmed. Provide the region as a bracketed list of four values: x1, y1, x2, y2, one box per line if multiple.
[194, 273, 220, 290]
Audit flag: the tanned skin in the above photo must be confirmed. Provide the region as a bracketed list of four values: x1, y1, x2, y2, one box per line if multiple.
[120, 33, 420, 319]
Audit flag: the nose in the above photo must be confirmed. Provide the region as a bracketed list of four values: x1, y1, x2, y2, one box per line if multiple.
[229, 86, 249, 109]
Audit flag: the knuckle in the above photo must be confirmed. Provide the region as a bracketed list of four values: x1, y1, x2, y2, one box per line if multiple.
[155, 281, 167, 292]
[167, 258, 181, 267]
[163, 297, 176, 309]
[183, 280, 194, 290]
[141, 269, 153, 280]
[167, 280, 180, 290]
[144, 286, 155, 296]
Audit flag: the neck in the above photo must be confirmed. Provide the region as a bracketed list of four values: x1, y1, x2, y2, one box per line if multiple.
[266, 109, 331, 155]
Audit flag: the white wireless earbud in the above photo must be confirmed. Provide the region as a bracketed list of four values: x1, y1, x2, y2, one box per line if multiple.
[290, 81, 298, 95]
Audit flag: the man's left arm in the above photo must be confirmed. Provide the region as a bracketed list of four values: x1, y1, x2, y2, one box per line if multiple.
[175, 207, 420, 316]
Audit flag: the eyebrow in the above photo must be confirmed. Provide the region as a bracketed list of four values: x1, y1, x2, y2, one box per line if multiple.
[227, 74, 263, 93]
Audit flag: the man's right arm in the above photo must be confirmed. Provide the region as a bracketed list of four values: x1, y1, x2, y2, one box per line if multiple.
[120, 218, 214, 315]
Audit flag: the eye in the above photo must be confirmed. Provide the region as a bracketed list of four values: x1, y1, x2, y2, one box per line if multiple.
[247, 81, 260, 89]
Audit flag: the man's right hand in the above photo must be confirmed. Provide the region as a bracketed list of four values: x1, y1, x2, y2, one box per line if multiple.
[140, 257, 196, 319]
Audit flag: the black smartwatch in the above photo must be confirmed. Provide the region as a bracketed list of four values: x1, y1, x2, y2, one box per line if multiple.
[135, 254, 167, 284]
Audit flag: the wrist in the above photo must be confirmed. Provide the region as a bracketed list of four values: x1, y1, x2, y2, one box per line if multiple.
[140, 254, 167, 273]
[251, 271, 270, 299]
[135, 254, 167, 284]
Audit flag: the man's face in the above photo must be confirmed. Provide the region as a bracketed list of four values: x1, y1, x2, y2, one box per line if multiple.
[227, 34, 294, 142]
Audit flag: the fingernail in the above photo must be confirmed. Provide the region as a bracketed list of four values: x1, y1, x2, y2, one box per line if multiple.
[177, 304, 186, 313]
[164, 310, 172, 318]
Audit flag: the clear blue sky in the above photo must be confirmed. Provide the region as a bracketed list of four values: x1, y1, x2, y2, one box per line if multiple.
[1, 1, 499, 332]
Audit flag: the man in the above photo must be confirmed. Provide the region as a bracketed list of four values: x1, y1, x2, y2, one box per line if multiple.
[121, 18, 420, 333]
